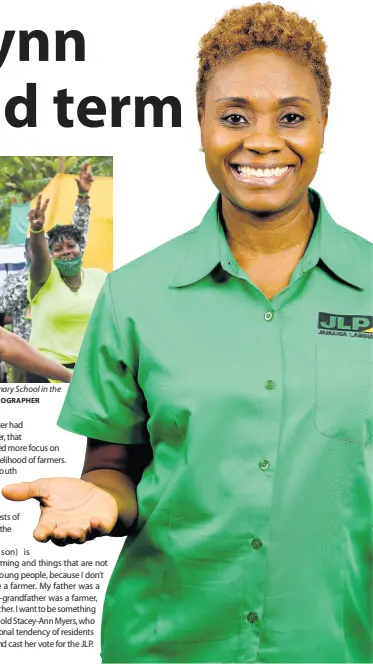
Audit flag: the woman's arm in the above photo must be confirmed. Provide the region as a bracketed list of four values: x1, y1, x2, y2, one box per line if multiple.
[28, 195, 51, 300]
[81, 439, 153, 535]
[72, 163, 94, 248]
[0, 327, 71, 382]
[2, 440, 151, 544]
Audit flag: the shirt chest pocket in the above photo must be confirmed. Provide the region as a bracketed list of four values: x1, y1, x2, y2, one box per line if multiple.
[314, 337, 373, 446]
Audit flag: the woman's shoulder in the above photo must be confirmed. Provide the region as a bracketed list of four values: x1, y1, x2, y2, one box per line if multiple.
[84, 267, 108, 283]
[108, 227, 198, 290]
[331, 221, 373, 291]
[28, 262, 61, 303]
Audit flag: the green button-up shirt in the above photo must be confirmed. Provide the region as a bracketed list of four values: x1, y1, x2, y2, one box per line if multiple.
[58, 189, 373, 663]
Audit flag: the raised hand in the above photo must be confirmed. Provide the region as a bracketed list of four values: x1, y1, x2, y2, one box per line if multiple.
[1, 477, 118, 545]
[28, 195, 50, 231]
[75, 162, 94, 194]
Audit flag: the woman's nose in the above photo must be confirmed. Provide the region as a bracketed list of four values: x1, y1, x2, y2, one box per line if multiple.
[242, 120, 285, 154]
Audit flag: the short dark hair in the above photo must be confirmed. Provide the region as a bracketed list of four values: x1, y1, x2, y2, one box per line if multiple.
[196, 2, 331, 114]
[47, 224, 85, 251]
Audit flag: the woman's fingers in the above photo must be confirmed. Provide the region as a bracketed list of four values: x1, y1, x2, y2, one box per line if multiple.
[51, 524, 88, 546]
[89, 517, 109, 538]
[81, 163, 93, 184]
[2, 479, 51, 502]
[27, 196, 48, 225]
[35, 517, 89, 544]
[35, 516, 107, 546]
[40, 197, 50, 214]
[33, 517, 57, 542]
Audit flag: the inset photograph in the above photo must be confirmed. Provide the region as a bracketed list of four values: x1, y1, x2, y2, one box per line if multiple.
[0, 156, 113, 383]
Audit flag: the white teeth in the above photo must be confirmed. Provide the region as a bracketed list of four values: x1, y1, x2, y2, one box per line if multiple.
[236, 166, 289, 178]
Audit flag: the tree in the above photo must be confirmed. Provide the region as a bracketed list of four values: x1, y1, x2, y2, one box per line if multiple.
[0, 156, 113, 241]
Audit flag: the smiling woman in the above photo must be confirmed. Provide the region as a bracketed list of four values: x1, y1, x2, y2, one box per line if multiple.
[199, 45, 328, 298]
[3, 4, 373, 664]
[201, 50, 326, 193]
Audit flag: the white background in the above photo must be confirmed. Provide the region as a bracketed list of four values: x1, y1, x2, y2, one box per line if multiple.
[0, 0, 371, 662]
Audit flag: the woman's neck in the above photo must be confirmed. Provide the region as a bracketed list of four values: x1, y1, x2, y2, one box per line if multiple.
[221, 192, 316, 300]
[221, 191, 315, 261]
[62, 271, 83, 288]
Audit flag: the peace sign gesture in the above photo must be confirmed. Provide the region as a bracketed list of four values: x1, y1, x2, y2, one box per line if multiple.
[75, 162, 94, 194]
[28, 195, 50, 231]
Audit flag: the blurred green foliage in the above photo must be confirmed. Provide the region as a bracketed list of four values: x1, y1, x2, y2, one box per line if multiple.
[0, 156, 113, 242]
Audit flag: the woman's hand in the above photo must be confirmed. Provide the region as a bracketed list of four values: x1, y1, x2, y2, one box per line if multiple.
[28, 195, 50, 232]
[1, 477, 119, 545]
[75, 162, 94, 194]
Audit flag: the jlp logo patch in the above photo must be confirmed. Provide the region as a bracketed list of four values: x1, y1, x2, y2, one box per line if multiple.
[318, 312, 373, 337]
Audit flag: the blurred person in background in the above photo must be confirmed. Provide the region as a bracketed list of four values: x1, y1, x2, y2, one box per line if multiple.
[26, 184, 107, 382]
[0, 163, 94, 382]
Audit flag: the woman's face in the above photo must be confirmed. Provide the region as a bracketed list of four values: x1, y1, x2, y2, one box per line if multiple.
[51, 237, 81, 260]
[199, 49, 327, 215]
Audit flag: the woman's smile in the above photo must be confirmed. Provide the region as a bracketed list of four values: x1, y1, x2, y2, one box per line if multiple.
[230, 163, 295, 187]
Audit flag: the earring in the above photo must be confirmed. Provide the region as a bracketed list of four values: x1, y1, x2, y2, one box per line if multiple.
[320, 147, 325, 154]
[199, 146, 204, 152]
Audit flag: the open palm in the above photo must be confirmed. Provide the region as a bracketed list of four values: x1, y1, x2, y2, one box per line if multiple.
[2, 477, 118, 544]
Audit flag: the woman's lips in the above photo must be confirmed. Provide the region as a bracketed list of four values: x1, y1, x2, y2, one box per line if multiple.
[230, 164, 294, 186]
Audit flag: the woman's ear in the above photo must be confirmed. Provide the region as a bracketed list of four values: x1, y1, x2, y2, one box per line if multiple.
[320, 111, 328, 151]
[198, 107, 205, 149]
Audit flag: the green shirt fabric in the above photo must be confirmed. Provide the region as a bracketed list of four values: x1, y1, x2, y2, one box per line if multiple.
[58, 189, 373, 664]
[28, 263, 107, 364]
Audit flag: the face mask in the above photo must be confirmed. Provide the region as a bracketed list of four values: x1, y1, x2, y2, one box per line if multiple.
[53, 255, 82, 277]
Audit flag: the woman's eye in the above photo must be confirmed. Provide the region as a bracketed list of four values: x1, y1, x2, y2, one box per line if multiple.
[222, 114, 247, 125]
[280, 113, 304, 125]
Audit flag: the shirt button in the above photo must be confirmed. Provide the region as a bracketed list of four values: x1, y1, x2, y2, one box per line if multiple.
[265, 379, 276, 390]
[247, 612, 259, 623]
[259, 459, 270, 471]
[251, 538, 263, 550]
[264, 311, 273, 321]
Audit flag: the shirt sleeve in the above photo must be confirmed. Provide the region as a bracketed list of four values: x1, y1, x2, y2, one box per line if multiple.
[57, 274, 149, 445]
[72, 202, 90, 250]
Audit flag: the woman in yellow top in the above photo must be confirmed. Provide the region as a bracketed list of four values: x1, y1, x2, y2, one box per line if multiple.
[27, 194, 107, 382]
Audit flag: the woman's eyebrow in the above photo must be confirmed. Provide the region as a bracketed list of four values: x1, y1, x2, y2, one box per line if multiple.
[215, 95, 313, 106]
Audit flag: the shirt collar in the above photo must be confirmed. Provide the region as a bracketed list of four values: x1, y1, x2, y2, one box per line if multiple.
[303, 188, 368, 289]
[170, 189, 368, 290]
[169, 198, 221, 287]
